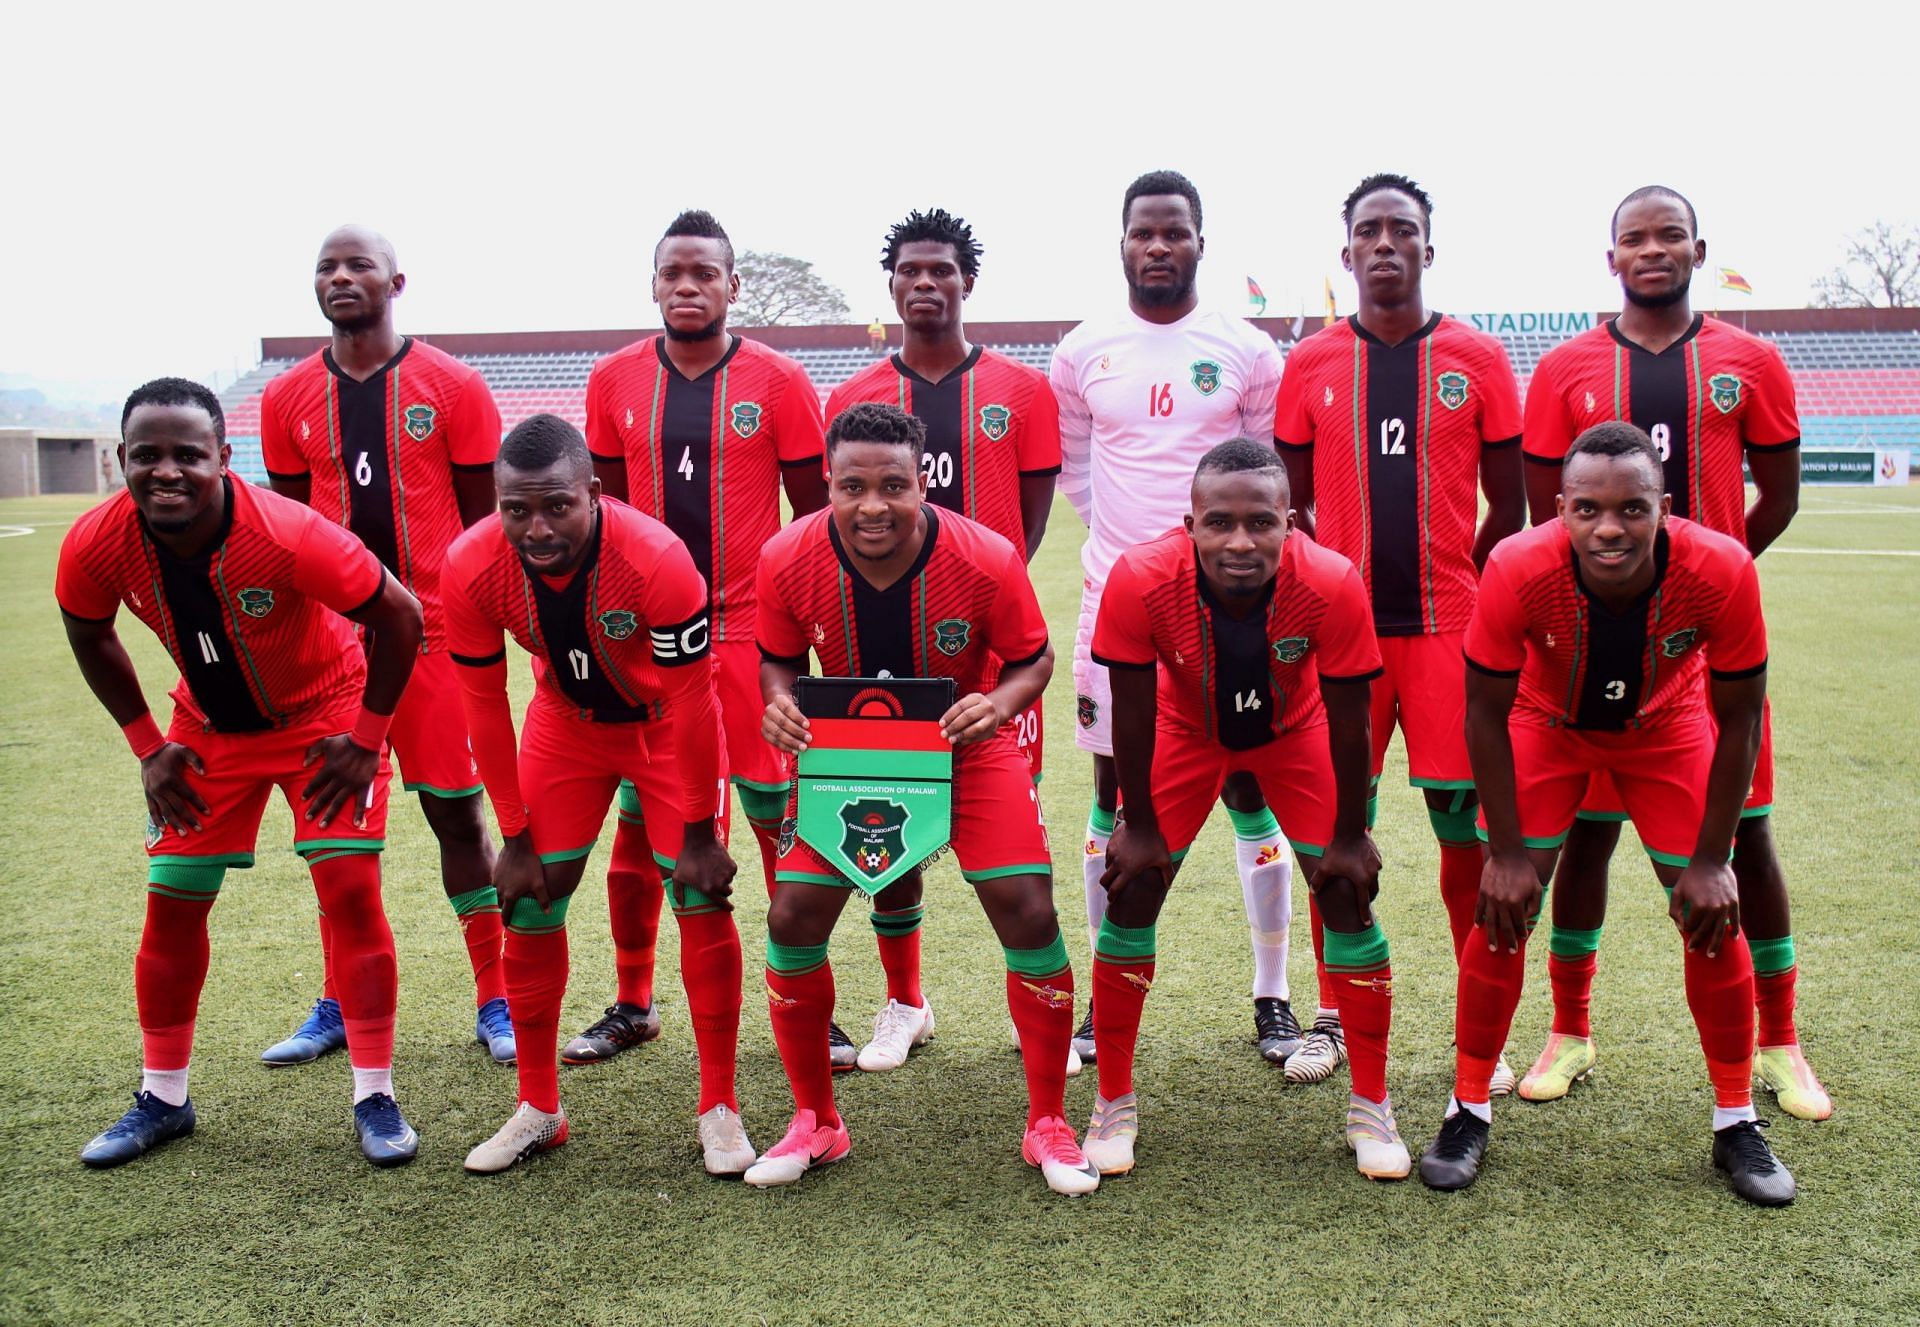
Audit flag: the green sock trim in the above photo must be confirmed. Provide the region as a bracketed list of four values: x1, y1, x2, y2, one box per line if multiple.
[767, 939, 829, 974]
[1088, 802, 1116, 836]
[616, 780, 642, 818]
[1226, 805, 1282, 842]
[666, 875, 723, 915]
[1749, 934, 1796, 977]
[302, 847, 381, 865]
[1094, 917, 1156, 962]
[734, 782, 790, 824]
[294, 838, 385, 857]
[448, 886, 501, 917]
[1365, 775, 1380, 832]
[506, 894, 571, 933]
[1322, 923, 1390, 972]
[1003, 932, 1070, 978]
[870, 904, 925, 937]
[1427, 803, 1480, 844]
[1548, 924, 1602, 959]
[146, 862, 228, 893]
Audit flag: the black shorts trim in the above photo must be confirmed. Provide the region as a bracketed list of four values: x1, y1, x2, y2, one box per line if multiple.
[1001, 641, 1050, 671]
[1465, 654, 1521, 679]
[346, 568, 388, 619]
[1483, 435, 1522, 450]
[265, 468, 311, 484]
[1710, 660, 1768, 681]
[1320, 667, 1385, 685]
[779, 453, 826, 470]
[759, 646, 808, 669]
[1274, 437, 1312, 454]
[450, 460, 495, 474]
[1745, 438, 1801, 454]
[1522, 451, 1564, 467]
[451, 649, 507, 669]
[1018, 465, 1063, 478]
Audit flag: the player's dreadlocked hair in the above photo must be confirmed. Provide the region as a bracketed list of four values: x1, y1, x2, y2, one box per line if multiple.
[1342, 173, 1433, 237]
[122, 377, 225, 443]
[1567, 421, 1663, 485]
[656, 209, 734, 269]
[1611, 185, 1697, 240]
[881, 208, 984, 279]
[826, 401, 927, 464]
[1194, 437, 1285, 481]
[498, 413, 591, 476]
[1123, 170, 1202, 233]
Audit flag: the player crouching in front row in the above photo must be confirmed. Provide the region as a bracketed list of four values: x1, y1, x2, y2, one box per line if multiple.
[444, 415, 754, 1177]
[1092, 439, 1407, 1181]
[1420, 421, 1794, 1206]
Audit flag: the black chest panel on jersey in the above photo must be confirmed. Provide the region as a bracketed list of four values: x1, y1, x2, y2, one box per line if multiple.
[1573, 530, 1669, 731]
[1621, 320, 1698, 521]
[328, 342, 407, 576]
[1360, 316, 1434, 635]
[1203, 573, 1278, 751]
[151, 483, 273, 733]
[897, 347, 979, 516]
[656, 338, 740, 591]
[831, 508, 940, 680]
[529, 515, 652, 722]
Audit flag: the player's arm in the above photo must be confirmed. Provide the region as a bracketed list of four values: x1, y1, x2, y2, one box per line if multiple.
[62, 610, 209, 836]
[1018, 475, 1054, 562]
[259, 392, 313, 506]
[1670, 668, 1765, 954]
[1277, 444, 1316, 540]
[584, 366, 630, 504]
[778, 364, 829, 517]
[300, 568, 424, 827]
[1744, 447, 1800, 557]
[1099, 661, 1170, 896]
[1272, 353, 1317, 539]
[1017, 377, 1064, 560]
[782, 459, 828, 517]
[1315, 676, 1381, 919]
[1521, 358, 1573, 526]
[943, 644, 1052, 747]
[1463, 661, 1537, 953]
[450, 370, 504, 526]
[1050, 348, 1094, 527]
[648, 579, 736, 908]
[1475, 441, 1525, 571]
[942, 541, 1052, 745]
[755, 542, 813, 753]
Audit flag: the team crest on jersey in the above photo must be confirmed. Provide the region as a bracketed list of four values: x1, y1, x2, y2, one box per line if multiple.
[1584, 391, 1597, 414]
[301, 419, 311, 441]
[1077, 693, 1098, 728]
[777, 815, 797, 857]
[1189, 359, 1222, 396]
[840, 797, 909, 880]
[1659, 627, 1698, 658]
[1272, 636, 1309, 664]
[731, 402, 763, 438]
[1709, 374, 1743, 414]
[933, 617, 972, 657]
[598, 609, 638, 641]
[1323, 385, 1334, 407]
[236, 587, 275, 619]
[403, 404, 436, 442]
[979, 403, 1011, 441]
[1435, 371, 1470, 411]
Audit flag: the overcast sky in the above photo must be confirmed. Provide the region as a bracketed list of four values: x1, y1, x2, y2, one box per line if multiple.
[7, 0, 1912, 402]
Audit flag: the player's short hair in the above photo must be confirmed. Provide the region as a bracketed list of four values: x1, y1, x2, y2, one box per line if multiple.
[498, 413, 591, 477]
[1566, 421, 1663, 486]
[1342, 173, 1434, 237]
[1194, 437, 1286, 481]
[1123, 170, 1202, 234]
[1611, 185, 1697, 240]
[881, 208, 984, 279]
[121, 377, 225, 444]
[826, 401, 926, 463]
[655, 209, 734, 269]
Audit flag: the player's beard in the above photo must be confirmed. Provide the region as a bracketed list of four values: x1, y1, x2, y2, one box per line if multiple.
[323, 301, 388, 336]
[1128, 263, 1197, 310]
[665, 317, 726, 342]
[1623, 277, 1690, 310]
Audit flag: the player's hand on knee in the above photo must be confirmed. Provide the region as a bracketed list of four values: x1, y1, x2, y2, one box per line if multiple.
[1100, 820, 1170, 895]
[1477, 852, 1542, 954]
[939, 692, 1003, 746]
[301, 734, 379, 828]
[494, 830, 549, 914]
[762, 695, 811, 754]
[675, 835, 738, 912]
[141, 742, 208, 835]
[1669, 860, 1739, 956]
[1314, 834, 1382, 922]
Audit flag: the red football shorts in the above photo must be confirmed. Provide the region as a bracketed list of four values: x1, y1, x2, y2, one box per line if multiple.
[1151, 720, 1339, 860]
[1578, 698, 1773, 821]
[1486, 712, 1712, 865]
[1372, 632, 1471, 788]
[1009, 697, 1044, 782]
[388, 649, 482, 798]
[776, 731, 1051, 887]
[519, 699, 730, 866]
[714, 639, 788, 798]
[146, 699, 392, 865]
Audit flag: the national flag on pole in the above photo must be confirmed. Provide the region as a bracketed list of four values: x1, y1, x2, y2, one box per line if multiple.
[1323, 277, 1338, 327]
[1718, 267, 1754, 295]
[1246, 276, 1267, 315]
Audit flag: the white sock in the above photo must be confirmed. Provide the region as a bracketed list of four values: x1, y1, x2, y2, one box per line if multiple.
[352, 1065, 393, 1104]
[1083, 821, 1112, 955]
[1713, 1104, 1759, 1131]
[141, 1067, 189, 1107]
[1448, 1094, 1493, 1123]
[1236, 836, 1293, 1001]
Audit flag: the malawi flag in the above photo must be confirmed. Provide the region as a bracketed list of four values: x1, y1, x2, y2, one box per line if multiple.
[1719, 267, 1754, 295]
[1246, 276, 1267, 315]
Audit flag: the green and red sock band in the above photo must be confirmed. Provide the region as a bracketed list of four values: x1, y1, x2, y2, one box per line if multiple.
[667, 874, 726, 917]
[1095, 918, 1156, 964]
[766, 938, 829, 976]
[1322, 923, 1391, 973]
[146, 857, 245, 898]
[1087, 801, 1116, 836]
[1548, 924, 1602, 959]
[448, 886, 501, 918]
[870, 903, 925, 937]
[1749, 934, 1796, 978]
[1225, 805, 1281, 842]
[506, 893, 571, 935]
[1003, 932, 1070, 978]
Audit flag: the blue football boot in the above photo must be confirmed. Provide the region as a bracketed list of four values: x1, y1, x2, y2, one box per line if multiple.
[261, 997, 347, 1066]
[80, 1092, 196, 1168]
[353, 1093, 419, 1167]
[475, 997, 517, 1064]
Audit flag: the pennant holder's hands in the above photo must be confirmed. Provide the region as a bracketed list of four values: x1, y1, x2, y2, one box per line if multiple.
[493, 829, 549, 916]
[141, 741, 208, 836]
[1477, 850, 1542, 954]
[938, 692, 1004, 747]
[1669, 859, 1739, 956]
[1313, 833, 1382, 927]
[1100, 816, 1171, 901]
[762, 695, 811, 755]
[302, 733, 379, 829]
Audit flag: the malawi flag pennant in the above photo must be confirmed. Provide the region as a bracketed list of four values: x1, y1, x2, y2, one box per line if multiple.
[1718, 267, 1754, 295]
[1246, 276, 1268, 315]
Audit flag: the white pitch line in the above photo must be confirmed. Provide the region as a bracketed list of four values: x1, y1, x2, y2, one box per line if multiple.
[0, 525, 34, 538]
[1770, 547, 1920, 557]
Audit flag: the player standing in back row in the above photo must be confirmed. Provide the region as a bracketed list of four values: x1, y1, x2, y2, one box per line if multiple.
[826, 207, 1063, 1073]
[580, 210, 832, 1066]
[259, 225, 514, 1069]
[1515, 186, 1826, 1120]
[1051, 170, 1295, 1068]
[1274, 174, 1526, 1090]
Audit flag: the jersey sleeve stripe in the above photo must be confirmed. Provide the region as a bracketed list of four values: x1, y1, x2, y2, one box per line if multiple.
[588, 449, 624, 464]
[1483, 435, 1522, 449]
[758, 645, 808, 668]
[1274, 438, 1312, 453]
[1001, 642, 1050, 670]
[1319, 667, 1386, 685]
[1522, 452, 1563, 467]
[59, 605, 116, 625]
[450, 460, 495, 474]
[1744, 438, 1801, 453]
[1018, 464, 1064, 477]
[265, 468, 311, 482]
[347, 567, 388, 618]
[451, 649, 508, 668]
[1710, 659, 1768, 681]
[779, 453, 826, 469]
[1465, 654, 1521, 678]
[1089, 649, 1154, 671]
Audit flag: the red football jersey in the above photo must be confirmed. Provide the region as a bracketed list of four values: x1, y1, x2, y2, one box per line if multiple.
[57, 479, 384, 732]
[824, 347, 1062, 552]
[1522, 316, 1800, 540]
[757, 507, 1048, 695]
[1275, 314, 1523, 636]
[259, 338, 501, 650]
[1465, 517, 1767, 731]
[585, 335, 824, 642]
[1093, 528, 1382, 749]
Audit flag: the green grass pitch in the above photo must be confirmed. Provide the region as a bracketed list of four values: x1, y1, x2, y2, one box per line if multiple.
[2, 487, 1916, 1325]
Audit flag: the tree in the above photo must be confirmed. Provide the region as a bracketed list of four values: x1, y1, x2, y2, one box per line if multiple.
[731, 250, 851, 326]
[1811, 222, 1920, 308]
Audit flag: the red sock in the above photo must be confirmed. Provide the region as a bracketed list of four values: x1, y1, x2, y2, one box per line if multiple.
[747, 818, 781, 901]
[673, 908, 743, 1113]
[607, 818, 664, 1009]
[135, 892, 215, 1070]
[1453, 924, 1528, 1102]
[1091, 955, 1154, 1101]
[872, 909, 924, 1008]
[459, 906, 507, 1006]
[766, 962, 839, 1127]
[505, 926, 569, 1113]
[1335, 962, 1394, 1103]
[1006, 965, 1075, 1127]
[1438, 845, 1482, 964]
[1755, 965, 1799, 1048]
[309, 854, 397, 1072]
[1685, 934, 1756, 1109]
[1548, 952, 1598, 1038]
[1307, 894, 1337, 1011]
[317, 908, 336, 1002]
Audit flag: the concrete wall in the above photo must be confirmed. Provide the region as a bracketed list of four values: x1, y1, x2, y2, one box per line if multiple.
[0, 429, 121, 498]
